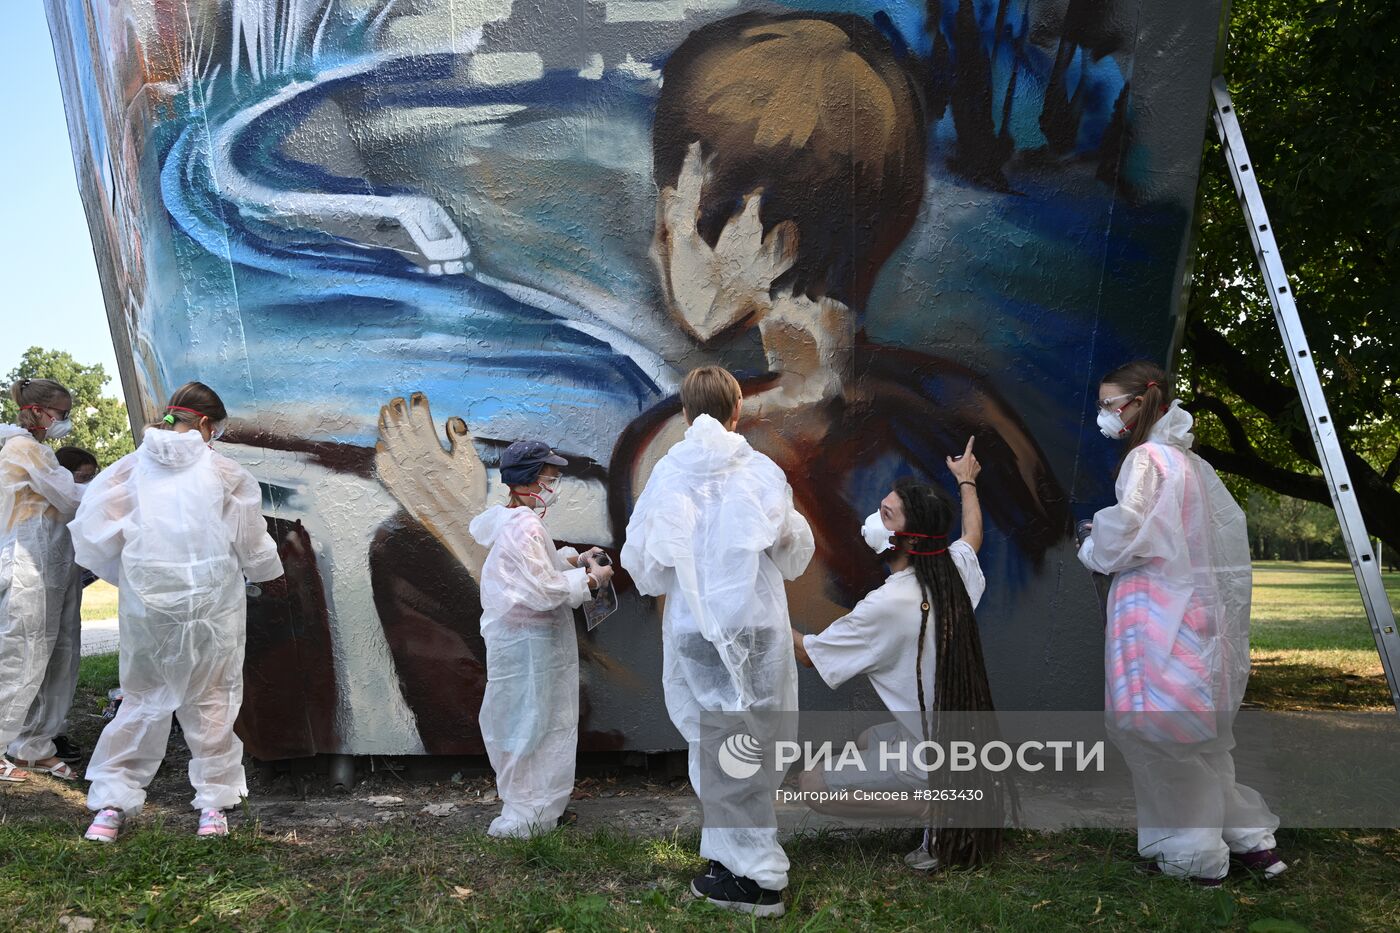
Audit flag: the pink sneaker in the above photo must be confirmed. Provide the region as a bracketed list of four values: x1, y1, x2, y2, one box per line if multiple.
[197, 808, 229, 837]
[84, 808, 124, 843]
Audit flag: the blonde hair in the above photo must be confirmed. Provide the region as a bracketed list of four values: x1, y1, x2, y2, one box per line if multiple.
[680, 366, 742, 425]
[10, 378, 72, 431]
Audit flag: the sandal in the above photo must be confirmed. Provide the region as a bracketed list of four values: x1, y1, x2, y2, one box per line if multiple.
[14, 757, 80, 781]
[0, 758, 30, 783]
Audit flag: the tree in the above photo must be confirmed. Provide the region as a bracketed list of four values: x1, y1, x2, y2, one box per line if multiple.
[1245, 490, 1344, 562]
[1182, 0, 1400, 551]
[3, 347, 134, 467]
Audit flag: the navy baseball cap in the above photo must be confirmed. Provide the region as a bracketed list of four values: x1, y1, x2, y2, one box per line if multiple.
[500, 440, 568, 485]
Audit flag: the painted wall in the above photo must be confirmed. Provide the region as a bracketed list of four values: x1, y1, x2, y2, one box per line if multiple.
[45, 0, 1224, 757]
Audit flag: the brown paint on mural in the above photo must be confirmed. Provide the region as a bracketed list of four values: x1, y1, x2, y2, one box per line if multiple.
[653, 12, 927, 311]
[237, 518, 340, 759]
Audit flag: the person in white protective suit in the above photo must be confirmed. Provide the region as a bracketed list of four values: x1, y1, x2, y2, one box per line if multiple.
[71, 382, 284, 843]
[469, 439, 614, 838]
[11, 447, 100, 772]
[1078, 360, 1286, 884]
[0, 378, 84, 784]
[622, 366, 814, 918]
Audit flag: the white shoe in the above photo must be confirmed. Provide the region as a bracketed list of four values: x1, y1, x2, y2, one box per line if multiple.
[905, 844, 940, 871]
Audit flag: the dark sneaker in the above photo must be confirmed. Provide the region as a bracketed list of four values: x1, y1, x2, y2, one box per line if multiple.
[52, 735, 83, 763]
[556, 808, 579, 828]
[1231, 848, 1288, 880]
[1135, 860, 1224, 888]
[689, 860, 727, 899]
[692, 865, 784, 918]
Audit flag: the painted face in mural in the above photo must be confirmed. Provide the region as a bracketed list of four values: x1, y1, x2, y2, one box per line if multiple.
[650, 15, 925, 344]
[652, 144, 797, 342]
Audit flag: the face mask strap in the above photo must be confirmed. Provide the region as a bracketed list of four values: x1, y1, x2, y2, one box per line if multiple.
[513, 480, 555, 517]
[20, 404, 65, 435]
[897, 531, 948, 556]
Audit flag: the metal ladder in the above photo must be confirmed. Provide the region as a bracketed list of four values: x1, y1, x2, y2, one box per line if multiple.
[1209, 77, 1400, 714]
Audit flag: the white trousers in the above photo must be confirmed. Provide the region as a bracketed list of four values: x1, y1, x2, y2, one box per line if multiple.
[1118, 732, 1279, 879]
[671, 631, 793, 891]
[480, 623, 579, 838]
[10, 564, 82, 761]
[86, 591, 248, 814]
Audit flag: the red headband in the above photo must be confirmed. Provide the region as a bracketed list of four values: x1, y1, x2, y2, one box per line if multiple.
[898, 532, 948, 557]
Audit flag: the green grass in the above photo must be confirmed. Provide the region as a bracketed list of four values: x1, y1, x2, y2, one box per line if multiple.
[0, 822, 1395, 931]
[81, 580, 118, 621]
[21, 560, 1392, 929]
[1249, 562, 1398, 653]
[1244, 561, 1398, 710]
[77, 651, 118, 695]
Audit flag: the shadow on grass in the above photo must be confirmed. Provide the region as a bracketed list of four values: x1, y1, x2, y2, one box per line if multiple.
[1246, 655, 1393, 711]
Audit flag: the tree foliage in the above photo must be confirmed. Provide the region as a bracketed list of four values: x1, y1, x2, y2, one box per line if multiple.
[1182, 0, 1400, 550]
[2, 347, 134, 467]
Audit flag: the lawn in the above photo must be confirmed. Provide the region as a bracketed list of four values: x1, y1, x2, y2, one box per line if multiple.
[81, 580, 118, 622]
[1243, 561, 1398, 711]
[1, 822, 1396, 931]
[5, 561, 1394, 931]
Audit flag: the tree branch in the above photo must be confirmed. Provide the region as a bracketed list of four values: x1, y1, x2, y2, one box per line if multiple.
[1384, 444, 1400, 487]
[1194, 443, 1330, 503]
[1186, 320, 1400, 552]
[1183, 394, 1256, 457]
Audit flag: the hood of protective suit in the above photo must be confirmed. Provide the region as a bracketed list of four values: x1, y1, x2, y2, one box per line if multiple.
[139, 428, 210, 469]
[0, 425, 28, 444]
[469, 503, 533, 548]
[668, 414, 754, 475]
[1147, 401, 1195, 449]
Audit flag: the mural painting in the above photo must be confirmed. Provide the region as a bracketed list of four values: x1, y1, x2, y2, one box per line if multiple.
[44, 0, 1225, 756]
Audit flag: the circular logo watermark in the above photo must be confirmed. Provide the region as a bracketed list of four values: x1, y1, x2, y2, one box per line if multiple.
[717, 732, 765, 779]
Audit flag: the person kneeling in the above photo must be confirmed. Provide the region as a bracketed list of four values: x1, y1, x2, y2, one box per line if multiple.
[794, 442, 1008, 871]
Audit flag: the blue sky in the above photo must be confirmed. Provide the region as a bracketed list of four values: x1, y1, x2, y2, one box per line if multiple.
[1, 3, 119, 388]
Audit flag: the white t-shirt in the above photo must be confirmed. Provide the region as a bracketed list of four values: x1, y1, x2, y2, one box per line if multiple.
[803, 539, 985, 738]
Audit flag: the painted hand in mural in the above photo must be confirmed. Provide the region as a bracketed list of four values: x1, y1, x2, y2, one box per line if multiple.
[375, 393, 491, 581]
[653, 143, 798, 343]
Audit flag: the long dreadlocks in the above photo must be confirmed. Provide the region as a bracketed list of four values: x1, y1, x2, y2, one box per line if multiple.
[894, 477, 1012, 867]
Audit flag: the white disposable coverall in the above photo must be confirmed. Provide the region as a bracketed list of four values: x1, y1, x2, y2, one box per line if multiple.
[469, 503, 591, 838]
[71, 429, 282, 813]
[0, 426, 84, 759]
[622, 415, 814, 891]
[1079, 401, 1277, 879]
